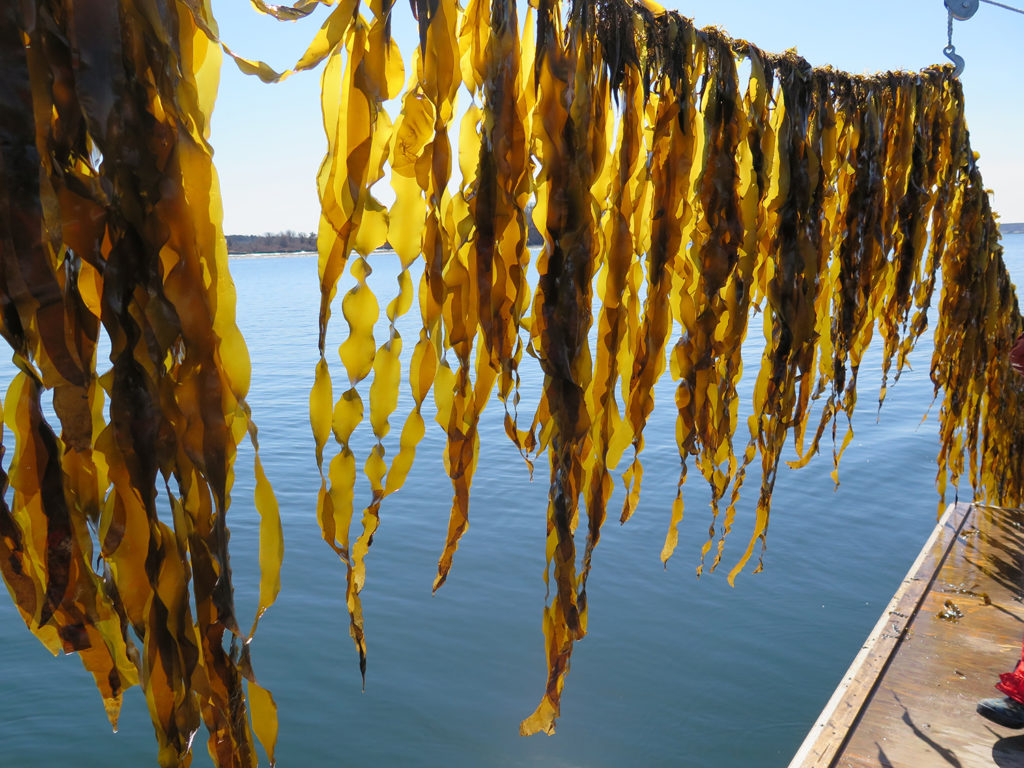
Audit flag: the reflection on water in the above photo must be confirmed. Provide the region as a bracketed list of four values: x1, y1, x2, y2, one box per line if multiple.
[1, 235, 1022, 767]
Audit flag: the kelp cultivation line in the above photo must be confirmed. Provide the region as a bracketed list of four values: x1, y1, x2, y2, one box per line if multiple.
[1, 0, 1022, 765]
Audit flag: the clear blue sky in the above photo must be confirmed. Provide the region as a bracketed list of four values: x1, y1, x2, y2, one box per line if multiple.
[209, 0, 1024, 235]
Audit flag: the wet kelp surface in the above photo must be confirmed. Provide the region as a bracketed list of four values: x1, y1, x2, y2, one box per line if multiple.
[1, 0, 1022, 765]
[0, 2, 281, 765]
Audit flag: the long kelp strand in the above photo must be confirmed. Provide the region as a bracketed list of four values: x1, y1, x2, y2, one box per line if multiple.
[6, 0, 1024, 760]
[579, 61, 644, 614]
[518, 0, 598, 733]
[2, 1, 282, 765]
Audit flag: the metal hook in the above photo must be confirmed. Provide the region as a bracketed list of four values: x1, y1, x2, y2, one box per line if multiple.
[944, 44, 966, 76]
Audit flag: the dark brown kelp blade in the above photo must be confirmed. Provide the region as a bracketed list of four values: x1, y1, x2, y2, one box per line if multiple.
[1, 1, 282, 766]
[3, 0, 1024, 762]
[303, 0, 1024, 737]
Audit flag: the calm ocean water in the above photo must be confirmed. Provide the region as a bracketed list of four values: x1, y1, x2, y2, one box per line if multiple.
[2, 234, 1023, 767]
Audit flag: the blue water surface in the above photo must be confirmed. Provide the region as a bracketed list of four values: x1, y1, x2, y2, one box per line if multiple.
[2, 235, 1023, 767]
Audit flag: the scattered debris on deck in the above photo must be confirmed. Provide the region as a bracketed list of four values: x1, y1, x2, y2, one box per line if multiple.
[790, 502, 1024, 768]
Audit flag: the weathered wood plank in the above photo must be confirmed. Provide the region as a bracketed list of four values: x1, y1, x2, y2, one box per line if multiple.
[789, 502, 1024, 768]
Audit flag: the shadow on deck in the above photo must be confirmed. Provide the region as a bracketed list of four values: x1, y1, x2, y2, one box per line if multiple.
[789, 502, 1024, 768]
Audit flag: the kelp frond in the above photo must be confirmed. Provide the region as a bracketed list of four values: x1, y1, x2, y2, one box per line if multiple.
[1, 0, 1021, 762]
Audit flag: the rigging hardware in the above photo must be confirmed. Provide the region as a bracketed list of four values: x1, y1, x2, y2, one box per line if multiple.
[944, 4, 966, 77]
[946, 0, 979, 19]
[944, 43, 966, 76]
[943, 0, 1024, 76]
[980, 0, 1024, 16]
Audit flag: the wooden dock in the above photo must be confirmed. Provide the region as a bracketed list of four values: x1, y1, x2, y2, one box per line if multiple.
[789, 502, 1024, 768]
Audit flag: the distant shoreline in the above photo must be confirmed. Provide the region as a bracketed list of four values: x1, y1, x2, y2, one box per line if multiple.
[225, 233, 316, 254]
[226, 216, 545, 255]
[226, 223, 1024, 255]
[228, 250, 317, 259]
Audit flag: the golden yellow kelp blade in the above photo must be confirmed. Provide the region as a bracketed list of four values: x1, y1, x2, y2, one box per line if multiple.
[5, 0, 1024, 761]
[1, 0, 281, 765]
[301, 0, 1023, 738]
[250, 0, 335, 21]
[184, 0, 360, 84]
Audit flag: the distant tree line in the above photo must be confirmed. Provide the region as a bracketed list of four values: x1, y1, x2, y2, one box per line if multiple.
[225, 231, 316, 254]
[227, 218, 1021, 255]
[227, 214, 543, 255]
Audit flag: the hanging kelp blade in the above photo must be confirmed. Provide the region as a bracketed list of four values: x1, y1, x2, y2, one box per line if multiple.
[3, 0, 1024, 761]
[304, 0, 1024, 739]
[0, 1, 282, 766]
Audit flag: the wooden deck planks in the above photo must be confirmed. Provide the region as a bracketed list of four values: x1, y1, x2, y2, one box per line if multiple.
[789, 502, 1024, 768]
